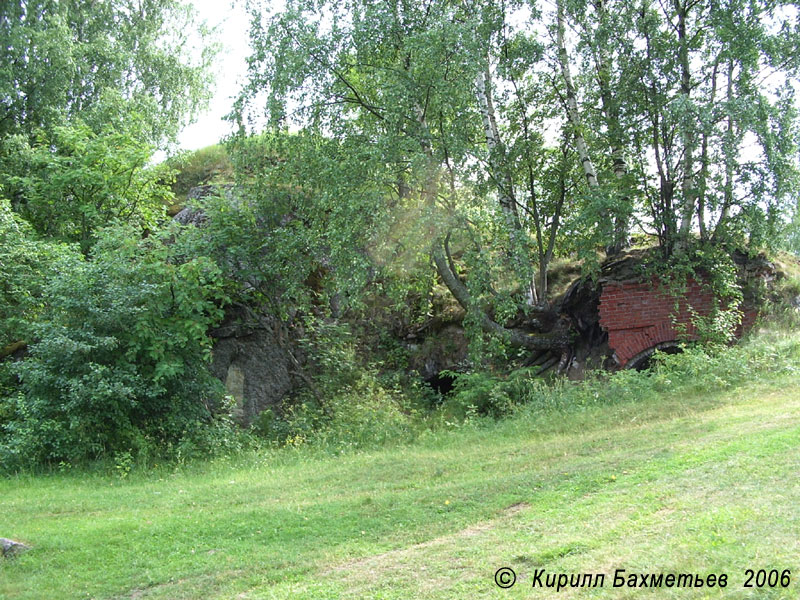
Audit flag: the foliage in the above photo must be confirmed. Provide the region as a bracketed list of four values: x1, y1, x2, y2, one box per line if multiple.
[444, 328, 800, 426]
[181, 132, 386, 319]
[783, 207, 800, 257]
[762, 251, 800, 327]
[252, 315, 800, 454]
[0, 204, 72, 436]
[237, 0, 579, 332]
[2, 0, 798, 471]
[0, 0, 214, 146]
[0, 198, 75, 348]
[236, 0, 800, 357]
[254, 374, 419, 452]
[3, 345, 800, 599]
[649, 241, 745, 345]
[239, 0, 800, 267]
[442, 370, 517, 420]
[0, 120, 174, 249]
[0, 224, 231, 470]
[252, 320, 423, 451]
[561, 0, 800, 253]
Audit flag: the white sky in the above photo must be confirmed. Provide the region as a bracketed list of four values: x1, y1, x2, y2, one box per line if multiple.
[175, 0, 253, 152]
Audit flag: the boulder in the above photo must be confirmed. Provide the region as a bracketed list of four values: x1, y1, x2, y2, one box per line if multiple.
[187, 184, 233, 202]
[173, 184, 235, 227]
[1, 538, 30, 558]
[173, 205, 207, 227]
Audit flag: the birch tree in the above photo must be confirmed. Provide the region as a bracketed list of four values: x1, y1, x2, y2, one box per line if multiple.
[628, 0, 800, 253]
[236, 0, 800, 355]
[237, 0, 578, 352]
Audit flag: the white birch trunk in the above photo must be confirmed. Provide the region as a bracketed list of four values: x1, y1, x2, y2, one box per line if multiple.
[475, 65, 538, 305]
[556, 0, 599, 190]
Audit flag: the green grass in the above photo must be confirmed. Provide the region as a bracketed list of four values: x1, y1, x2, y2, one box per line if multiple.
[165, 143, 234, 205]
[2, 335, 800, 599]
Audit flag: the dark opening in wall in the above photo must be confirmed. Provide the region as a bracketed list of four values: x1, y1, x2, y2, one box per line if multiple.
[426, 371, 457, 396]
[628, 342, 683, 371]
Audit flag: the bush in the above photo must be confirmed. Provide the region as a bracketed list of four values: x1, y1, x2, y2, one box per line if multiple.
[0, 224, 233, 470]
[251, 323, 800, 457]
[442, 371, 516, 419]
[0, 198, 76, 349]
[0, 121, 174, 250]
[442, 330, 800, 424]
[256, 374, 419, 451]
[252, 320, 423, 451]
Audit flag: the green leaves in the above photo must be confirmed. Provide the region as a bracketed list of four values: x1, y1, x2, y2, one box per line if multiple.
[236, 0, 799, 350]
[0, 198, 75, 348]
[0, 0, 213, 146]
[0, 119, 174, 250]
[2, 223, 229, 468]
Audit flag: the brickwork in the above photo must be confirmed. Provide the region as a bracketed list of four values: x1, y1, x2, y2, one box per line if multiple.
[598, 277, 757, 367]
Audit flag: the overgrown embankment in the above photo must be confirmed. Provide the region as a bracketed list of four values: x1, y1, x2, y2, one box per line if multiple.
[1, 329, 799, 599]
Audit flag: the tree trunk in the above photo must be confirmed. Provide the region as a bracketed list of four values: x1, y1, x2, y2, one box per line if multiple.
[714, 58, 736, 240]
[432, 242, 570, 351]
[593, 0, 630, 255]
[475, 64, 538, 305]
[475, 67, 518, 223]
[676, 0, 695, 249]
[0, 340, 27, 360]
[556, 0, 599, 191]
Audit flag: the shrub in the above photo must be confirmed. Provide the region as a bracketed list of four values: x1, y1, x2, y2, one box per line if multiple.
[252, 320, 422, 451]
[443, 329, 800, 425]
[0, 121, 174, 250]
[442, 371, 515, 419]
[0, 224, 232, 470]
[0, 198, 76, 349]
[254, 325, 800, 458]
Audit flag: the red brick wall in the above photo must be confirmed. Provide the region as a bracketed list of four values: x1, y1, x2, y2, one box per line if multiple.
[598, 278, 757, 367]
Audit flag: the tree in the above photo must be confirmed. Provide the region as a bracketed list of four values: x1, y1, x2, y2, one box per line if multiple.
[0, 0, 216, 243]
[237, 0, 800, 357]
[552, 0, 639, 255]
[546, 0, 800, 256]
[616, 0, 800, 253]
[238, 0, 578, 355]
[1, 224, 229, 468]
[0, 0, 214, 146]
[0, 198, 74, 351]
[0, 119, 174, 249]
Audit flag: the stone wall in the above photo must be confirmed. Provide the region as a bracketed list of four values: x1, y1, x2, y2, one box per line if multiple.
[209, 308, 295, 425]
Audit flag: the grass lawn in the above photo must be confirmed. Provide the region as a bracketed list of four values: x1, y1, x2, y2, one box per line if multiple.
[1, 361, 799, 598]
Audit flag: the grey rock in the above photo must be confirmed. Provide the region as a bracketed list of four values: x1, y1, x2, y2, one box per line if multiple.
[210, 309, 295, 426]
[1, 538, 31, 558]
[173, 184, 235, 227]
[173, 205, 208, 227]
[187, 184, 233, 201]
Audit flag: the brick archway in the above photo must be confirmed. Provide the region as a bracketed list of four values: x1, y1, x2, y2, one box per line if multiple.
[598, 277, 757, 368]
[625, 340, 681, 370]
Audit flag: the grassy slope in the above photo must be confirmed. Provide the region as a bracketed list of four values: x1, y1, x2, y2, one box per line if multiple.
[2, 357, 799, 598]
